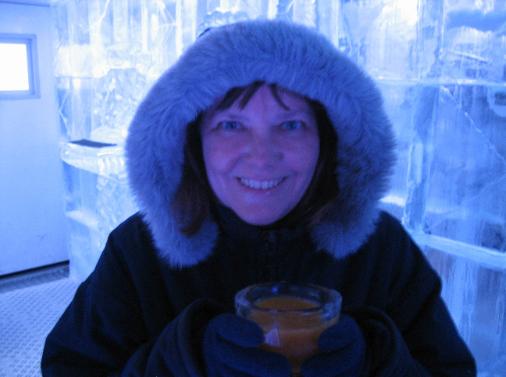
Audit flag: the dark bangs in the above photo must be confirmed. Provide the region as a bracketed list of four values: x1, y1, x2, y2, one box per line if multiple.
[215, 80, 290, 111]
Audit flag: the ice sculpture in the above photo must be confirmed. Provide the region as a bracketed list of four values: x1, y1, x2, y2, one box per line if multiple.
[51, 1, 505, 375]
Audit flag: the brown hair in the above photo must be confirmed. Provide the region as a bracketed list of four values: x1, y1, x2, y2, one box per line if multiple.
[172, 81, 338, 234]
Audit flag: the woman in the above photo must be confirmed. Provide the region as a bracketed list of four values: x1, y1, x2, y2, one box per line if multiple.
[42, 20, 476, 376]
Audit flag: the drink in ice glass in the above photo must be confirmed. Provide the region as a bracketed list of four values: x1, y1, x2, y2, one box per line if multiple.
[235, 282, 341, 376]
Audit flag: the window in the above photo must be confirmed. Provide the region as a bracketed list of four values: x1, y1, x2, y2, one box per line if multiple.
[0, 34, 39, 99]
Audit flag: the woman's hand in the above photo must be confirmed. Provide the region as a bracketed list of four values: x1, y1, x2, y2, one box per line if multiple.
[300, 314, 366, 377]
[203, 313, 292, 377]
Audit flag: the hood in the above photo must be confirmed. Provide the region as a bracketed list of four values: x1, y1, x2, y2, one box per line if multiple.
[126, 20, 396, 267]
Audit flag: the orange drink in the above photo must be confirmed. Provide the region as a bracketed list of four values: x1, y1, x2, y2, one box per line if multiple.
[235, 282, 341, 376]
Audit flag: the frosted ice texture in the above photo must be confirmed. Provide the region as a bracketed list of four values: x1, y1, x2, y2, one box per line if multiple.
[52, 0, 505, 374]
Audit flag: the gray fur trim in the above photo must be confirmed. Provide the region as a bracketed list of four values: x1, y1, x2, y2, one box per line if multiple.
[126, 20, 396, 267]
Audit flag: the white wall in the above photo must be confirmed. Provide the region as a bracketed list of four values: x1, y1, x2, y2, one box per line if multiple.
[0, 1, 67, 274]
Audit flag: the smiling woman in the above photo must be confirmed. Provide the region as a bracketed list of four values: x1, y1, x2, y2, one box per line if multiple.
[201, 84, 320, 226]
[173, 81, 339, 234]
[42, 20, 476, 377]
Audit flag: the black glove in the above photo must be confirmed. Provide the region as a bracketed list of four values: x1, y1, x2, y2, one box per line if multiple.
[300, 314, 365, 377]
[203, 313, 292, 377]
[124, 299, 224, 376]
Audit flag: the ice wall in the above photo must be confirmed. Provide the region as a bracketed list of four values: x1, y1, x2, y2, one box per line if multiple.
[51, 0, 505, 374]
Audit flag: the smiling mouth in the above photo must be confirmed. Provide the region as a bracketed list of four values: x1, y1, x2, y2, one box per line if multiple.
[238, 177, 285, 190]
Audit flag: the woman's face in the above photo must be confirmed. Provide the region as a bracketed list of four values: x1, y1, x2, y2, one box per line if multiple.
[200, 85, 320, 225]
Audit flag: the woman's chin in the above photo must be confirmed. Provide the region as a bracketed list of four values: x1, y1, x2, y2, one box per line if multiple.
[234, 209, 286, 227]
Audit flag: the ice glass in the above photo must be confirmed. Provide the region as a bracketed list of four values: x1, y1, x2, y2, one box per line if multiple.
[235, 282, 341, 376]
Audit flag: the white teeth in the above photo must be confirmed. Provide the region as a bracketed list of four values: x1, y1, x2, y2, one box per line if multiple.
[239, 177, 283, 190]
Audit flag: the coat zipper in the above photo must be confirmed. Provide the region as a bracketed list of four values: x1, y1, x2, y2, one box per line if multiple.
[258, 230, 278, 282]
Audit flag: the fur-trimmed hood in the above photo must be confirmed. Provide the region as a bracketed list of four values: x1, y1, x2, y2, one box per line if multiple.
[126, 20, 396, 267]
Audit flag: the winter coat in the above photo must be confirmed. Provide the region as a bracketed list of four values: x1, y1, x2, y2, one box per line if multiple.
[41, 208, 475, 376]
[42, 20, 476, 376]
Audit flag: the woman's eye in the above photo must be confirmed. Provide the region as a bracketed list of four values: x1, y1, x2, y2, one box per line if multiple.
[280, 120, 305, 131]
[217, 120, 242, 131]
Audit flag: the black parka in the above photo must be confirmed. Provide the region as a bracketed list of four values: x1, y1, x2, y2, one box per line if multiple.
[43, 19, 476, 376]
[42, 209, 476, 376]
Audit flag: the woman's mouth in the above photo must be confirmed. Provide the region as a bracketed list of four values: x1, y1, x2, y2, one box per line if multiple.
[238, 177, 285, 190]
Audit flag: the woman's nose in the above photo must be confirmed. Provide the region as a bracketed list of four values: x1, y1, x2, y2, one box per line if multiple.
[246, 132, 282, 164]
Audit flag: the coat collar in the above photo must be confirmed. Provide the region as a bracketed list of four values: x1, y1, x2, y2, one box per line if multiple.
[212, 203, 308, 247]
